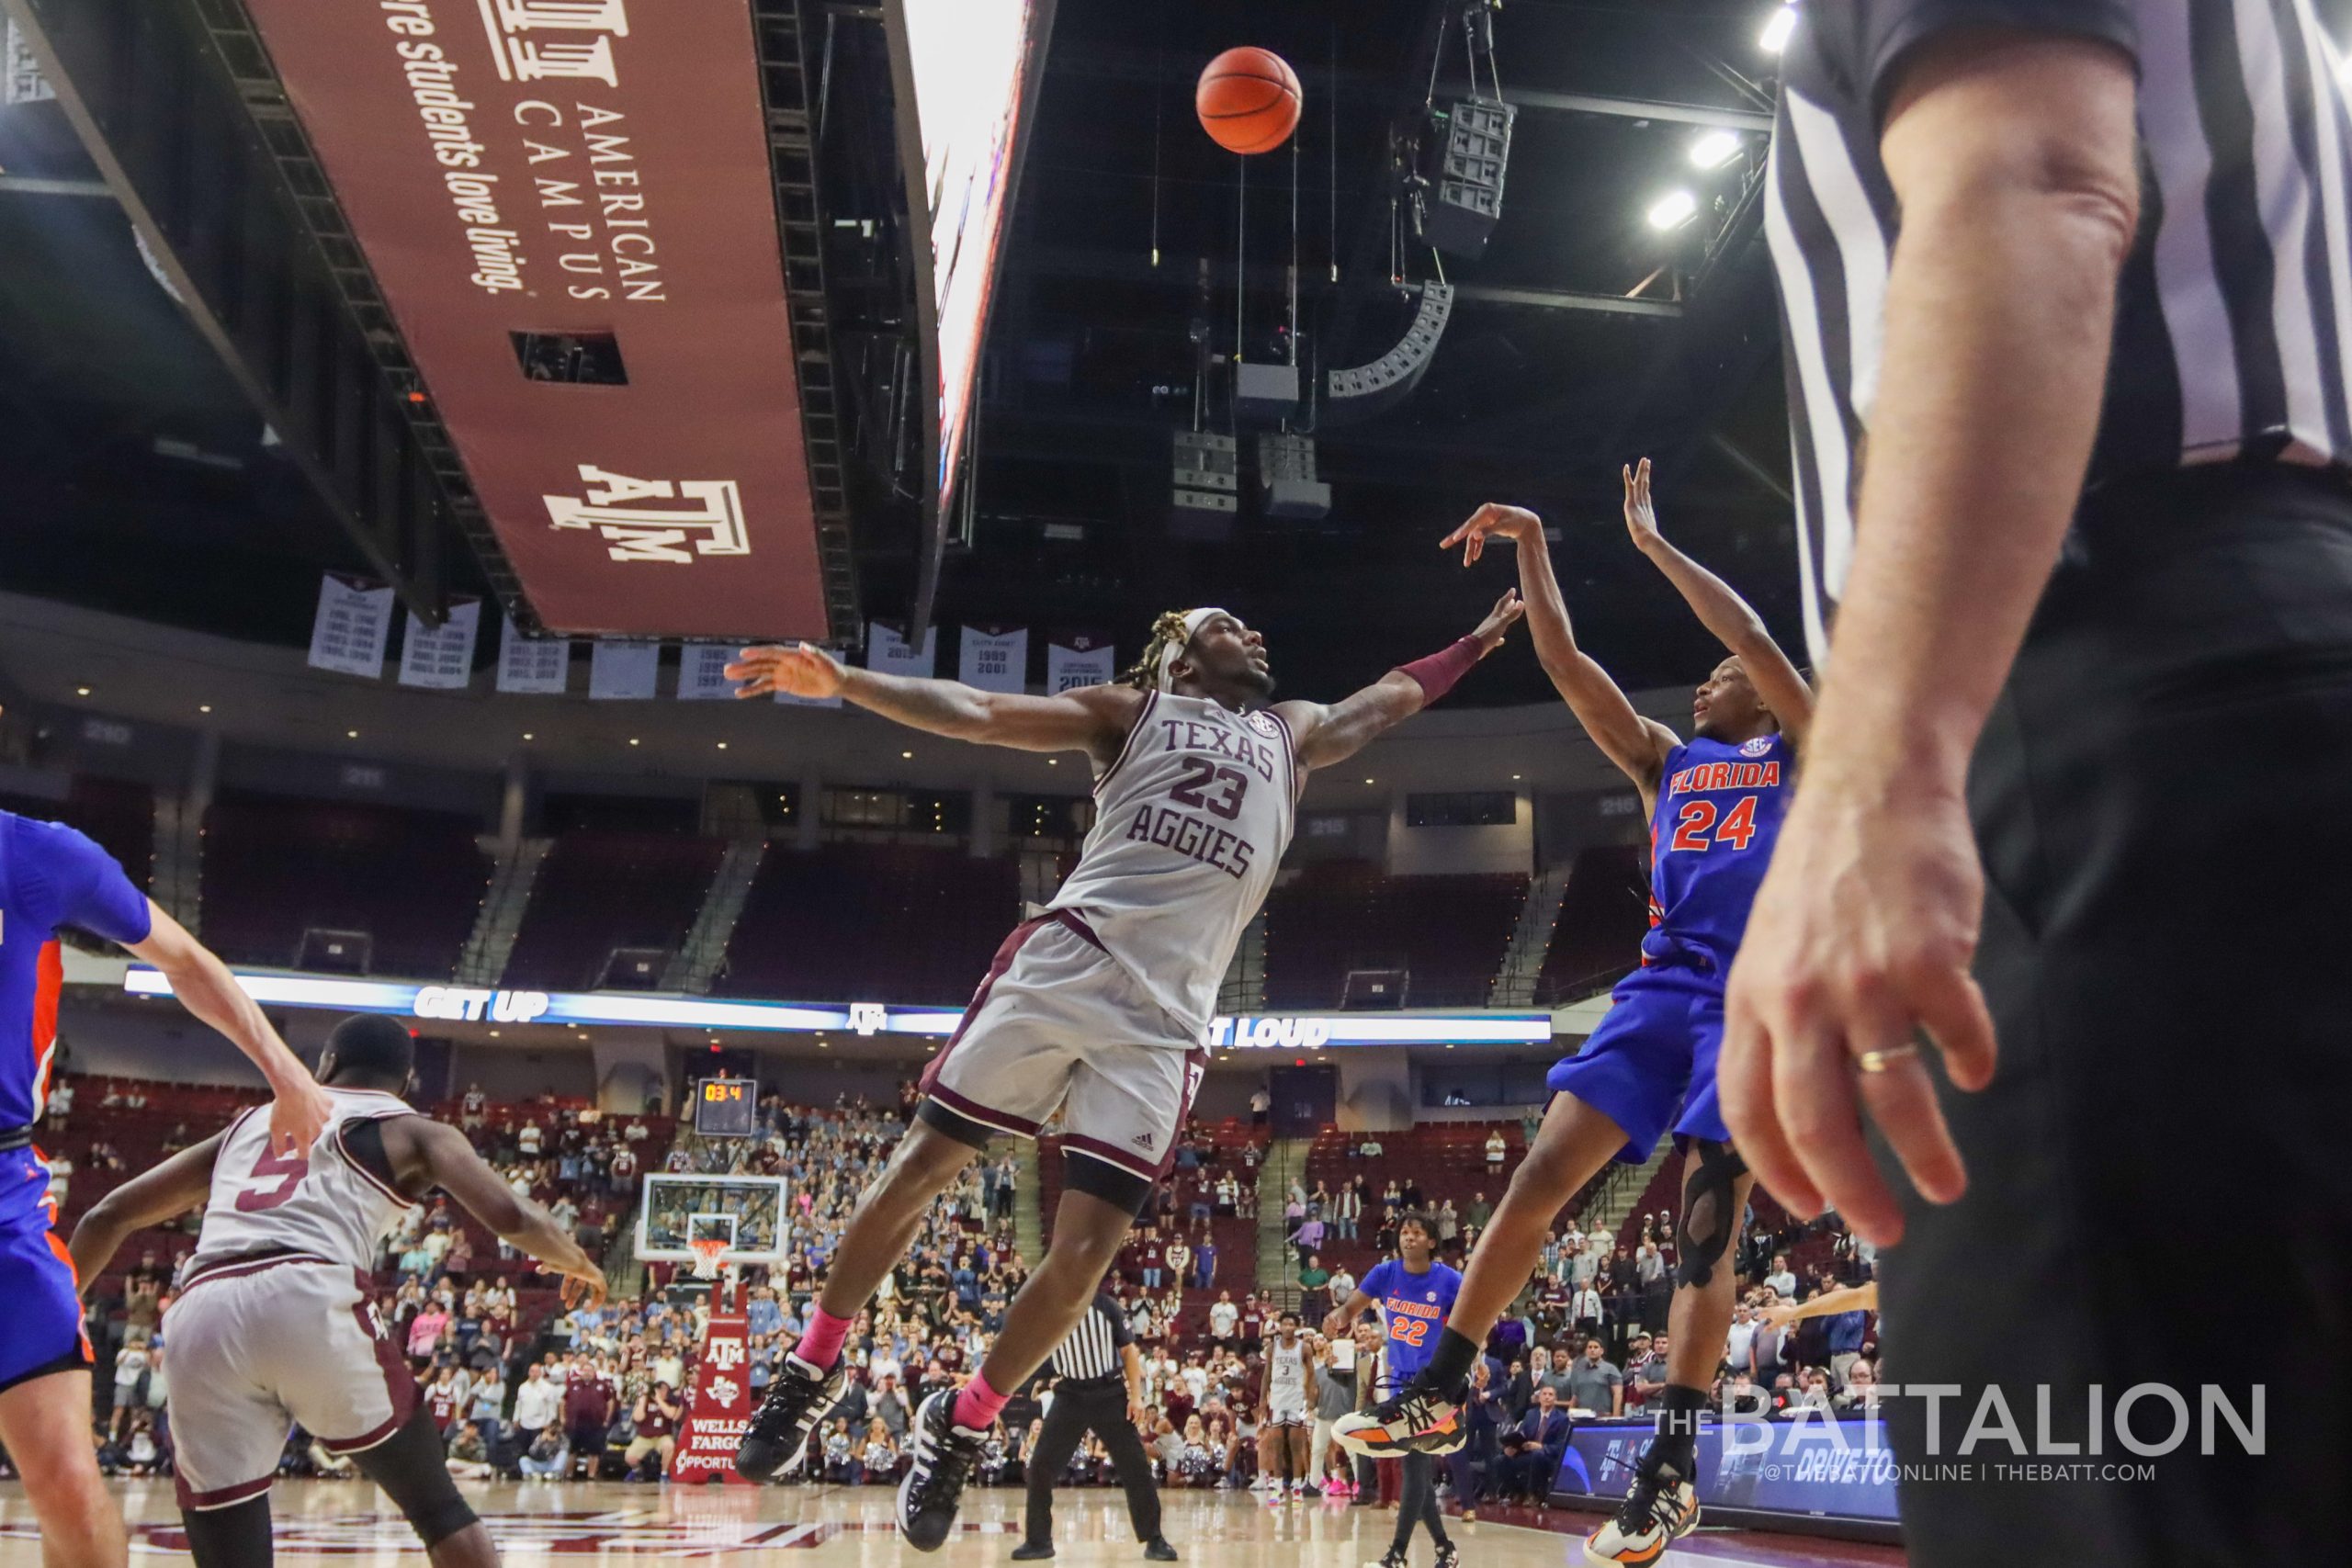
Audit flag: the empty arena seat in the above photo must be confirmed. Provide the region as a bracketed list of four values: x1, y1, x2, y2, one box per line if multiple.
[198, 791, 491, 979]
[718, 842, 1018, 1005]
[502, 831, 729, 993]
[1534, 843, 1652, 1005]
[1261, 861, 1528, 1010]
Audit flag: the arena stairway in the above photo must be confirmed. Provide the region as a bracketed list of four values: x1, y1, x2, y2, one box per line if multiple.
[1583, 1134, 1676, 1240]
[1012, 1139, 1045, 1265]
[457, 837, 551, 986]
[661, 838, 767, 992]
[1256, 1138, 1309, 1312]
[1490, 863, 1574, 1008]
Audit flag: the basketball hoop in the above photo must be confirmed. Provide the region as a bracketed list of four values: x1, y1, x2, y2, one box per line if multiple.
[687, 1236, 730, 1281]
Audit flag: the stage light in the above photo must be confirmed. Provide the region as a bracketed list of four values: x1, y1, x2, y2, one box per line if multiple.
[199, 705, 213, 715]
[75, 686, 91, 696]
[1648, 189, 1699, 230]
[901, 750, 913, 760]
[346, 729, 359, 739]
[1759, 4, 1796, 53]
[1690, 130, 1742, 170]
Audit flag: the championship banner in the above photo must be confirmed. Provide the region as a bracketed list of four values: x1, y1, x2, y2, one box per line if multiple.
[589, 639, 662, 700]
[957, 625, 1028, 694]
[675, 643, 739, 701]
[307, 576, 396, 679]
[866, 622, 937, 681]
[235, 0, 827, 640]
[495, 614, 572, 694]
[671, 1285, 754, 1485]
[397, 598, 481, 689]
[1046, 634, 1115, 694]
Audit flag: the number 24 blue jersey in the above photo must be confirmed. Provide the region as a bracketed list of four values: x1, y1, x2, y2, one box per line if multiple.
[1640, 731, 1793, 976]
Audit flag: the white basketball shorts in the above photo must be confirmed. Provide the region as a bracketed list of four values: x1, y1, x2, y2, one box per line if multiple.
[163, 1254, 416, 1510]
[919, 912, 1208, 1200]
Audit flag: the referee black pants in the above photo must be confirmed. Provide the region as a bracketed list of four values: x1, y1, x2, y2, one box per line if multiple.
[1023, 1381, 1161, 1547]
[1879, 468, 2352, 1568]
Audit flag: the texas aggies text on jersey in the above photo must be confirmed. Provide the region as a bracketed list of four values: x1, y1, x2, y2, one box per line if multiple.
[1048, 691, 1300, 1037]
[182, 1088, 420, 1281]
[1643, 730, 1794, 975]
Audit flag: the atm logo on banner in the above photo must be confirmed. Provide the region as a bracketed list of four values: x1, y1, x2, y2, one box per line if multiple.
[544, 467, 749, 564]
[1211, 1015, 1334, 1051]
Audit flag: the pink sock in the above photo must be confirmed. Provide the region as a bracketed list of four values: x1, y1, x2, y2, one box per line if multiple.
[795, 1305, 854, 1371]
[952, 1371, 1011, 1432]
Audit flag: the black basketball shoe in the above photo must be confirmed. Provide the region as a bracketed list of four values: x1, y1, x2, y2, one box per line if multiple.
[732, 1352, 847, 1481]
[897, 1388, 988, 1551]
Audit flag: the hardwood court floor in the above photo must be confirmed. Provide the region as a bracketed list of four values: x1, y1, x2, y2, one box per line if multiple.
[0, 1479, 1908, 1564]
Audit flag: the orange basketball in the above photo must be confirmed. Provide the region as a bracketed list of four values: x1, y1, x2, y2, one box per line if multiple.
[1196, 47, 1302, 155]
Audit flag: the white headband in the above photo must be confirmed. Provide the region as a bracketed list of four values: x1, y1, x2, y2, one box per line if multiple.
[1157, 606, 1234, 692]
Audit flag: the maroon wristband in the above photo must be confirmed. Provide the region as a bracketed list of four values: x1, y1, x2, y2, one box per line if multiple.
[1395, 635, 1484, 705]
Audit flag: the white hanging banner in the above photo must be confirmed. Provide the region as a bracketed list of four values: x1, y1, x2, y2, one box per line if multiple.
[306, 576, 395, 679]
[865, 622, 937, 681]
[957, 626, 1028, 694]
[589, 639, 662, 700]
[397, 599, 481, 690]
[496, 615, 572, 694]
[676, 644, 741, 701]
[1046, 634, 1116, 694]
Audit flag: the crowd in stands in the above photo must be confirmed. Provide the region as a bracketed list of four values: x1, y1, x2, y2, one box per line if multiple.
[28, 1059, 1877, 1522]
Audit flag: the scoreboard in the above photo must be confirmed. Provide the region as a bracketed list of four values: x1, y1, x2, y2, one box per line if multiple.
[693, 1077, 757, 1138]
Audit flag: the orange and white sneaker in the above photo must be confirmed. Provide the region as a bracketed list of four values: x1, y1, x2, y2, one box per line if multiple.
[1582, 1459, 1699, 1565]
[1333, 1387, 1468, 1458]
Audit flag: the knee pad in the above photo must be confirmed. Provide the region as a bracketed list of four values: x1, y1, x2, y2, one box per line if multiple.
[1673, 1139, 1748, 1291]
[349, 1408, 481, 1549]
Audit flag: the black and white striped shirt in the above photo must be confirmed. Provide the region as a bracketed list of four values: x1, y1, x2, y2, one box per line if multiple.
[1769, 0, 2352, 661]
[1047, 1294, 1133, 1383]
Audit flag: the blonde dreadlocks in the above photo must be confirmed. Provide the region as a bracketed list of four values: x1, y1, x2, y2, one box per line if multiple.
[1118, 610, 1198, 691]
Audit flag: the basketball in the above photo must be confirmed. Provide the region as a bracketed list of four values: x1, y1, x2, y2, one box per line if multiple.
[1196, 46, 1302, 155]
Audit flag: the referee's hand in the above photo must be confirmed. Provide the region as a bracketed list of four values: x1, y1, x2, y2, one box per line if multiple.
[1720, 766, 1996, 1247]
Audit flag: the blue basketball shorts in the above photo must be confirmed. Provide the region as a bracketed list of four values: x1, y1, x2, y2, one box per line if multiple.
[0, 1202, 91, 1394]
[1545, 964, 1732, 1163]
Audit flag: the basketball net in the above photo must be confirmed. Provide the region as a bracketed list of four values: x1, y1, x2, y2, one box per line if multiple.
[687, 1236, 730, 1281]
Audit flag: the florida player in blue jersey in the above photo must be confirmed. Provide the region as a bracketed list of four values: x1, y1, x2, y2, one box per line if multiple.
[1321, 1213, 1462, 1568]
[1339, 461, 1814, 1566]
[0, 808, 331, 1568]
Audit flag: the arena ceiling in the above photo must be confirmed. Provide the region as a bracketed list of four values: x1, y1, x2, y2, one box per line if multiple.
[0, 0, 2028, 707]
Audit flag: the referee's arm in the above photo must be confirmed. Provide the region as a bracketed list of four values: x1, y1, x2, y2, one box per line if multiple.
[1723, 24, 2142, 1244]
[1123, 1342, 1146, 1424]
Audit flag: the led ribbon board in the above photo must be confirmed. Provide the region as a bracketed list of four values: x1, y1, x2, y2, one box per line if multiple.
[118, 969, 1553, 1047]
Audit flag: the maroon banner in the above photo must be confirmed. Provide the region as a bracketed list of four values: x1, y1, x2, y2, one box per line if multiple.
[242, 0, 827, 641]
[672, 1282, 754, 1484]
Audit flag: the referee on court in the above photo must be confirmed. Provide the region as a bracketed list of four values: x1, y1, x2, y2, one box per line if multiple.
[1011, 1292, 1178, 1562]
[1721, 4, 2352, 1565]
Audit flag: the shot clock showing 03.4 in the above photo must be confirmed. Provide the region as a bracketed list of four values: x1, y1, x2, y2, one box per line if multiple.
[692, 1076, 757, 1139]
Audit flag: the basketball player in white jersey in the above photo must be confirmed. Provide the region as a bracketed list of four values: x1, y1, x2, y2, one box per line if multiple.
[724, 594, 1521, 1550]
[67, 1016, 606, 1566]
[1257, 1312, 1318, 1501]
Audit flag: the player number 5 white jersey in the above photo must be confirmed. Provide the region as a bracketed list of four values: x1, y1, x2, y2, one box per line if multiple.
[1047, 690, 1300, 1038]
[186, 1088, 420, 1278]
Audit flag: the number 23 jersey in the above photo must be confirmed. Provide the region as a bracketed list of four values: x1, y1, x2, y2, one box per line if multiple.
[1048, 690, 1300, 1041]
[1643, 730, 1793, 976]
[186, 1088, 420, 1277]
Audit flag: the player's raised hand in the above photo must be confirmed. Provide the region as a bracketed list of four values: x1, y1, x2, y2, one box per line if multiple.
[1622, 457, 1662, 549]
[267, 1076, 336, 1158]
[726, 641, 844, 700]
[1441, 502, 1544, 567]
[554, 1258, 609, 1312]
[1470, 589, 1526, 653]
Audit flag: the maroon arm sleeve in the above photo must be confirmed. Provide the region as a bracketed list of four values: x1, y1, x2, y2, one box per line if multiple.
[1393, 636, 1483, 705]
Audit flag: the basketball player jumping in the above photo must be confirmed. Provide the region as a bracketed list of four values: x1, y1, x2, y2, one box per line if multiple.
[1337, 462, 1813, 1566]
[722, 593, 1523, 1551]
[67, 1014, 607, 1567]
[0, 807, 333, 1568]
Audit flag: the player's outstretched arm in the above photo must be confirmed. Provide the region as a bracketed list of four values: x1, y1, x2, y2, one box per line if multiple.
[1758, 1280, 1878, 1329]
[127, 904, 334, 1157]
[1442, 503, 1679, 803]
[1275, 591, 1525, 772]
[726, 641, 1143, 764]
[1622, 458, 1815, 746]
[1320, 1288, 1374, 1339]
[68, 1132, 228, 1291]
[383, 1117, 608, 1309]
